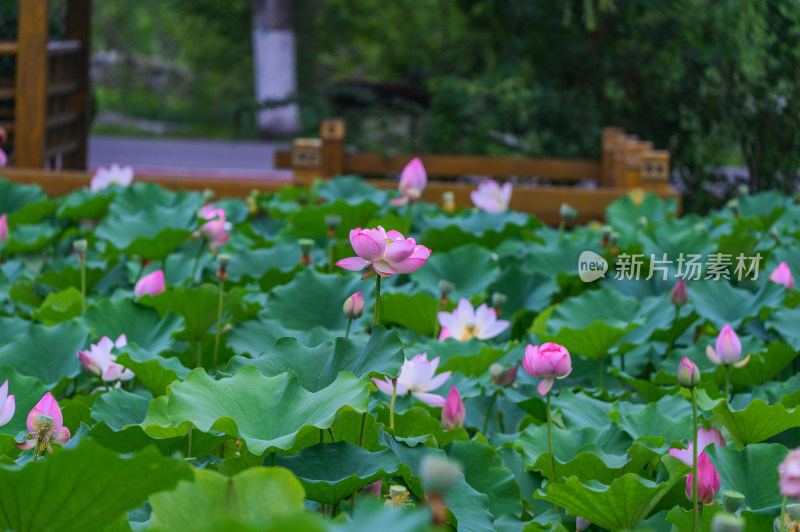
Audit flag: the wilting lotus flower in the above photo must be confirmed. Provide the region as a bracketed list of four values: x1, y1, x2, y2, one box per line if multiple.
[769, 262, 794, 290]
[0, 380, 15, 427]
[669, 427, 726, 467]
[471, 179, 512, 213]
[77, 334, 134, 382]
[373, 353, 451, 407]
[391, 157, 427, 206]
[0, 213, 7, 243]
[706, 324, 749, 368]
[685, 452, 721, 505]
[441, 386, 465, 429]
[336, 226, 431, 278]
[671, 278, 689, 306]
[343, 291, 365, 319]
[522, 342, 572, 396]
[15, 392, 70, 454]
[134, 270, 165, 298]
[779, 448, 800, 497]
[437, 299, 510, 341]
[677, 356, 700, 388]
[198, 206, 231, 250]
[90, 163, 134, 192]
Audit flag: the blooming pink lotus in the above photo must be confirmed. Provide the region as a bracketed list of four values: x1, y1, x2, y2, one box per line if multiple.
[198, 205, 231, 250]
[685, 452, 721, 505]
[779, 447, 800, 497]
[373, 353, 451, 407]
[134, 270, 165, 298]
[522, 342, 573, 396]
[669, 427, 726, 467]
[0, 379, 15, 427]
[441, 386, 465, 429]
[471, 179, 512, 213]
[15, 392, 70, 454]
[437, 299, 510, 341]
[0, 213, 7, 243]
[769, 262, 794, 290]
[90, 163, 134, 192]
[77, 334, 135, 382]
[336, 226, 431, 278]
[391, 157, 427, 206]
[706, 324, 749, 367]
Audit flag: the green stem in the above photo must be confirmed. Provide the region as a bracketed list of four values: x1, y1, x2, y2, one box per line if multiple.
[598, 357, 604, 389]
[781, 495, 788, 532]
[405, 202, 412, 221]
[270, 452, 276, 467]
[79, 254, 86, 312]
[724, 365, 731, 403]
[666, 305, 680, 359]
[328, 241, 335, 274]
[546, 393, 558, 513]
[332, 502, 340, 517]
[619, 353, 625, 372]
[328, 427, 335, 442]
[698, 504, 703, 532]
[195, 340, 203, 369]
[190, 243, 203, 284]
[390, 378, 397, 430]
[320, 428, 325, 444]
[322, 504, 327, 516]
[358, 412, 367, 447]
[373, 275, 382, 327]
[483, 392, 498, 435]
[692, 387, 699, 532]
[187, 427, 193, 459]
[345, 317, 352, 338]
[212, 277, 225, 369]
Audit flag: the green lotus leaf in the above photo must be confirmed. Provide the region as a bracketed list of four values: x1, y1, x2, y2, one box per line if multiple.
[666, 503, 721, 532]
[33, 286, 83, 325]
[227, 316, 337, 357]
[0, 178, 47, 216]
[704, 443, 788, 511]
[314, 176, 392, 206]
[82, 298, 183, 353]
[606, 193, 677, 242]
[0, 438, 192, 532]
[56, 187, 114, 220]
[610, 394, 692, 441]
[376, 405, 468, 447]
[139, 283, 233, 341]
[448, 440, 522, 518]
[542, 320, 639, 360]
[379, 291, 439, 336]
[115, 345, 190, 396]
[285, 198, 381, 239]
[489, 265, 558, 316]
[165, 366, 370, 454]
[330, 498, 433, 532]
[38, 258, 108, 292]
[410, 244, 500, 300]
[417, 210, 536, 252]
[227, 326, 404, 391]
[708, 398, 800, 445]
[690, 281, 785, 329]
[225, 243, 302, 287]
[766, 305, 800, 349]
[1, 223, 57, 254]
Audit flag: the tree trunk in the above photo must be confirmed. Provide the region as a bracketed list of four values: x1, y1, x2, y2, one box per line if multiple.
[252, 0, 299, 136]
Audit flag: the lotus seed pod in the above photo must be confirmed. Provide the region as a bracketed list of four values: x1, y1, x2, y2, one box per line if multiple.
[202, 189, 215, 202]
[324, 214, 342, 230]
[489, 364, 504, 378]
[788, 503, 800, 520]
[298, 239, 314, 255]
[438, 280, 455, 296]
[721, 490, 745, 513]
[420, 454, 462, 495]
[637, 216, 648, 228]
[491, 292, 507, 308]
[217, 253, 231, 268]
[559, 202, 578, 220]
[712, 513, 744, 532]
[738, 184, 749, 196]
[73, 239, 88, 253]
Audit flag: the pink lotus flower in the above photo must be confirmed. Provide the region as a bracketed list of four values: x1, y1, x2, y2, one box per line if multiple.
[441, 386, 465, 429]
[391, 157, 427, 206]
[685, 452, 721, 505]
[522, 342, 572, 396]
[779, 448, 800, 497]
[706, 324, 749, 368]
[0, 380, 15, 427]
[769, 262, 794, 290]
[437, 299, 510, 341]
[15, 392, 70, 454]
[198, 206, 231, 250]
[134, 270, 165, 298]
[336, 226, 431, 277]
[671, 278, 689, 306]
[90, 163, 134, 192]
[0, 147, 6, 168]
[77, 334, 134, 382]
[677, 356, 700, 388]
[471, 179, 512, 213]
[343, 291, 365, 319]
[0, 213, 7, 243]
[669, 427, 726, 467]
[373, 353, 451, 407]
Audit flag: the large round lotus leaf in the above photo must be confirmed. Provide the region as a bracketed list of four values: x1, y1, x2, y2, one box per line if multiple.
[610, 394, 691, 441]
[228, 326, 403, 391]
[0, 319, 88, 388]
[690, 280, 784, 329]
[704, 443, 788, 511]
[0, 438, 192, 532]
[165, 366, 370, 454]
[139, 283, 231, 341]
[115, 345, 190, 396]
[148, 466, 306, 532]
[38, 257, 108, 292]
[448, 440, 522, 518]
[411, 244, 500, 300]
[56, 187, 114, 220]
[1, 223, 57, 254]
[32, 287, 83, 325]
[0, 315, 31, 346]
[379, 291, 439, 335]
[489, 265, 558, 315]
[606, 193, 678, 242]
[0, 178, 47, 214]
[547, 286, 639, 331]
[82, 298, 183, 353]
[226, 243, 302, 284]
[702, 396, 800, 445]
[0, 366, 48, 436]
[416, 210, 535, 252]
[276, 441, 404, 504]
[314, 176, 392, 206]
[227, 317, 336, 357]
[330, 498, 433, 532]
[286, 198, 381, 239]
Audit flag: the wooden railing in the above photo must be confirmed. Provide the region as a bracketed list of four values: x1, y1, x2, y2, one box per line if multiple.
[0, 0, 91, 170]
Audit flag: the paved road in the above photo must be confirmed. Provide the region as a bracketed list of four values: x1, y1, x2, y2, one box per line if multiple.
[88, 136, 293, 180]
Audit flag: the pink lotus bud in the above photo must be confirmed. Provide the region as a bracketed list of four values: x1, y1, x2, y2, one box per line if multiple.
[343, 292, 365, 319]
[779, 448, 800, 498]
[671, 278, 689, 306]
[0, 380, 15, 427]
[390, 157, 427, 206]
[686, 452, 721, 505]
[361, 479, 382, 497]
[677, 356, 700, 388]
[15, 392, 70, 453]
[769, 262, 794, 290]
[441, 386, 465, 429]
[134, 270, 165, 298]
[492, 364, 518, 387]
[576, 517, 591, 531]
[522, 343, 572, 396]
[706, 324, 747, 367]
[0, 213, 7, 243]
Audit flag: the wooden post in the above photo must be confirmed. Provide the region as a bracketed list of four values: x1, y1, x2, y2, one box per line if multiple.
[15, 0, 49, 168]
[65, 0, 91, 169]
[641, 150, 670, 189]
[291, 138, 322, 185]
[600, 127, 624, 187]
[320, 118, 345, 178]
[622, 140, 652, 188]
[610, 136, 631, 188]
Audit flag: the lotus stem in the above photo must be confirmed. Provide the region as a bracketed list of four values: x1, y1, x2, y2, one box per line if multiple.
[666, 305, 680, 359]
[546, 392, 558, 513]
[358, 412, 367, 447]
[345, 317, 352, 338]
[320, 428, 325, 444]
[190, 243, 204, 285]
[483, 391, 498, 435]
[390, 378, 397, 430]
[270, 452, 276, 467]
[373, 275, 382, 327]
[691, 387, 699, 532]
[598, 357, 604, 389]
[724, 365, 731, 403]
[781, 495, 788, 532]
[186, 427, 193, 459]
[328, 240, 335, 274]
[212, 276, 225, 369]
[79, 252, 86, 312]
[195, 340, 203, 369]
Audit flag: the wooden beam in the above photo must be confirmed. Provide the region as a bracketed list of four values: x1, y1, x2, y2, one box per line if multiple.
[65, 0, 91, 169]
[0, 42, 18, 55]
[15, 0, 49, 167]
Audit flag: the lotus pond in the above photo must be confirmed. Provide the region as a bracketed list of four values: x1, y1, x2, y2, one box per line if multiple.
[1, 173, 800, 532]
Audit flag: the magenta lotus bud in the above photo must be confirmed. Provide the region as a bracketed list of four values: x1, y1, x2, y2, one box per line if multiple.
[390, 157, 428, 206]
[677, 356, 700, 388]
[361, 479, 382, 497]
[0, 380, 15, 427]
[769, 262, 794, 290]
[492, 364, 518, 387]
[134, 270, 166, 298]
[671, 278, 688, 307]
[779, 448, 800, 498]
[343, 292, 365, 319]
[522, 343, 572, 396]
[707, 324, 744, 366]
[0, 213, 7, 243]
[686, 452, 721, 504]
[576, 517, 591, 531]
[441, 386, 465, 429]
